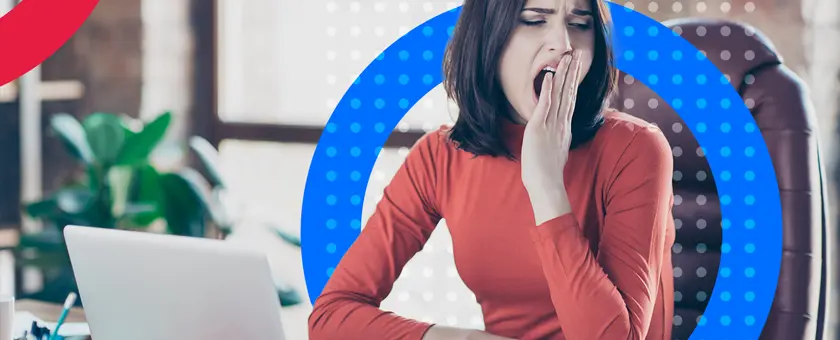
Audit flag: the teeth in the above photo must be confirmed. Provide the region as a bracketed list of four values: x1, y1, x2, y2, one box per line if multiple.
[542, 66, 556, 73]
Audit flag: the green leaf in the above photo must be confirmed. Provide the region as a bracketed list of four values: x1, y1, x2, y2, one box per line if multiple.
[50, 113, 94, 165]
[267, 223, 301, 247]
[176, 168, 232, 231]
[128, 165, 164, 227]
[108, 166, 134, 217]
[119, 202, 161, 228]
[17, 232, 65, 251]
[55, 188, 94, 215]
[120, 114, 145, 135]
[277, 283, 303, 307]
[15, 230, 70, 269]
[23, 188, 94, 220]
[24, 199, 61, 219]
[188, 136, 226, 188]
[211, 188, 238, 232]
[116, 111, 172, 166]
[159, 172, 205, 237]
[125, 203, 157, 215]
[123, 203, 158, 215]
[82, 112, 126, 165]
[22, 186, 119, 229]
[17, 250, 71, 269]
[86, 165, 102, 191]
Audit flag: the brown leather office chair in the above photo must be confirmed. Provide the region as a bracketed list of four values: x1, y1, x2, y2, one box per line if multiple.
[610, 18, 831, 340]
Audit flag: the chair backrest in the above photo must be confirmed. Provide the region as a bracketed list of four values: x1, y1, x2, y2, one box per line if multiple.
[610, 18, 830, 339]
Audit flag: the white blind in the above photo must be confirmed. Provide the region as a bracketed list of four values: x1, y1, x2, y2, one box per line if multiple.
[216, 0, 462, 129]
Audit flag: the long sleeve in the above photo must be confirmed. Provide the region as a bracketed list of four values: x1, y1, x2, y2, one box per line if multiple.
[308, 132, 444, 340]
[529, 127, 674, 339]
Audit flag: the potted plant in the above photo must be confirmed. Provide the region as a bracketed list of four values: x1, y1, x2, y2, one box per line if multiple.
[16, 111, 303, 307]
[186, 135, 303, 305]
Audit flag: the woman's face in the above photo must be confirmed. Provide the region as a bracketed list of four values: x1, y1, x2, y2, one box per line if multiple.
[498, 0, 596, 123]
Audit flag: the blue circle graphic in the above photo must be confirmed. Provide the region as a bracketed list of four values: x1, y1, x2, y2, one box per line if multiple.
[301, 3, 782, 339]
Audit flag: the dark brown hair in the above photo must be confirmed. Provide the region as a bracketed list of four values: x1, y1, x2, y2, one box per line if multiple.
[442, 0, 617, 158]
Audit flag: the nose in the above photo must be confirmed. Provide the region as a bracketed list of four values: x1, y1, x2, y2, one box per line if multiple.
[545, 24, 572, 55]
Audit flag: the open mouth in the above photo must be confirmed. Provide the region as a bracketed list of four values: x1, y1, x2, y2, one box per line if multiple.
[533, 66, 557, 99]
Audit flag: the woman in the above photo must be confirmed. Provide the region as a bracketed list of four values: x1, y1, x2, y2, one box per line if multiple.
[308, 0, 675, 339]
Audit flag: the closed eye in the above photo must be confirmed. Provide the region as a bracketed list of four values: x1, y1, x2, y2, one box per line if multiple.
[569, 22, 592, 30]
[520, 19, 545, 26]
[519, 19, 592, 30]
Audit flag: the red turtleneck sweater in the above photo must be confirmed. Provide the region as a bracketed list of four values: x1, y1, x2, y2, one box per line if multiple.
[308, 110, 676, 340]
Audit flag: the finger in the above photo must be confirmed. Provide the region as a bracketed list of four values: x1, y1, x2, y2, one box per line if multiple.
[547, 53, 572, 126]
[531, 71, 554, 125]
[559, 51, 582, 128]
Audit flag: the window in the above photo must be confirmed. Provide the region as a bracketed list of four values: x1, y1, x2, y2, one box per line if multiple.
[215, 0, 459, 128]
[211, 1, 481, 337]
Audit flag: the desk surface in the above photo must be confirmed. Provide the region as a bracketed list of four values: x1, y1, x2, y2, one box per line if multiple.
[15, 299, 89, 339]
[16, 299, 87, 323]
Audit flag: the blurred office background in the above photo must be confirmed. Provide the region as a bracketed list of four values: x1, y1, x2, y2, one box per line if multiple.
[0, 0, 838, 339]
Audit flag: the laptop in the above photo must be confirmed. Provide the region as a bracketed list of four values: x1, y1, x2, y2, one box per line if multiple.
[63, 225, 287, 340]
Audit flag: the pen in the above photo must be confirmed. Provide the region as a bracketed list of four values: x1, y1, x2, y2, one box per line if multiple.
[47, 292, 77, 340]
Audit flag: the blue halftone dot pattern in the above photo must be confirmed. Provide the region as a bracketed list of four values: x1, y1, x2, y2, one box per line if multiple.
[746, 316, 756, 326]
[721, 291, 731, 301]
[301, 3, 782, 340]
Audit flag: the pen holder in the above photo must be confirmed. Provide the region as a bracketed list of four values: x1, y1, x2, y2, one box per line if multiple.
[17, 321, 66, 340]
[0, 295, 13, 340]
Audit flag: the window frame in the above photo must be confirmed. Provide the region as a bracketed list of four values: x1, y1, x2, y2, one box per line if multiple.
[195, 0, 426, 148]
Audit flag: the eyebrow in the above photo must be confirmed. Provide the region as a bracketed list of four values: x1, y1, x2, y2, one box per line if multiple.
[522, 7, 593, 16]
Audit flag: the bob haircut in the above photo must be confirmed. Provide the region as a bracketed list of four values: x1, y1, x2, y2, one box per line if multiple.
[442, 0, 618, 159]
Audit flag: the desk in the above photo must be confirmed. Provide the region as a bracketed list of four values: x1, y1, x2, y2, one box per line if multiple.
[15, 299, 89, 339]
[15, 300, 86, 323]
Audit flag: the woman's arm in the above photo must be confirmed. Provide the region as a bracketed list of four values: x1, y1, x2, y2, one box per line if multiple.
[308, 132, 443, 339]
[308, 130, 519, 340]
[308, 131, 511, 340]
[521, 52, 673, 339]
[529, 128, 674, 339]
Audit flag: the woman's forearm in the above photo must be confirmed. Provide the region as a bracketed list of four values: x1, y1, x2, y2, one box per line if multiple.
[422, 325, 517, 340]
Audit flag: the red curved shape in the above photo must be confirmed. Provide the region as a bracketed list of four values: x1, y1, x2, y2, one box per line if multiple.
[0, 0, 99, 86]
